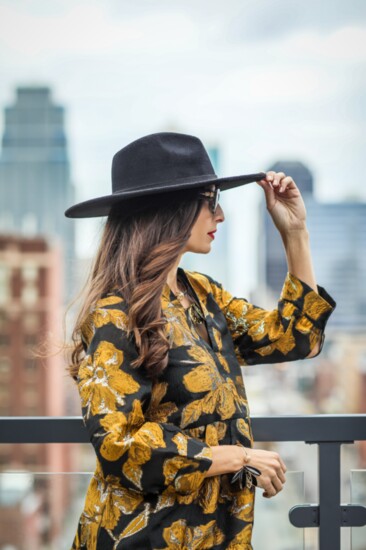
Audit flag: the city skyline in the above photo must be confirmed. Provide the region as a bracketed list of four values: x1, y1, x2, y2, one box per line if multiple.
[0, 0, 365, 296]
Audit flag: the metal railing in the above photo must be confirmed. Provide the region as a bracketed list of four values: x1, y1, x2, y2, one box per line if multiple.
[1, 414, 366, 549]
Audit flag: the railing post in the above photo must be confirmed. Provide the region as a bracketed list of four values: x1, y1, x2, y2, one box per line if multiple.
[318, 441, 342, 550]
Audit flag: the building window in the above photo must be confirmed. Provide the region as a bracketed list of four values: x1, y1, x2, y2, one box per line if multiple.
[0, 333, 10, 347]
[24, 388, 39, 407]
[0, 452, 11, 466]
[0, 264, 10, 306]
[0, 310, 7, 330]
[22, 263, 38, 282]
[24, 357, 37, 370]
[0, 357, 10, 374]
[21, 284, 39, 305]
[24, 333, 38, 346]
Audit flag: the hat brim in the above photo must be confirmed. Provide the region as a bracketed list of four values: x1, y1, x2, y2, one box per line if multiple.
[64, 172, 266, 218]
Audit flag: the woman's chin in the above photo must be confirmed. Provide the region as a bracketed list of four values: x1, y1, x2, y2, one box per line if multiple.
[194, 245, 212, 254]
[185, 241, 212, 254]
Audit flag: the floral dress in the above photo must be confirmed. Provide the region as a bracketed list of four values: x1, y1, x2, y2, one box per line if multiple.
[71, 267, 336, 550]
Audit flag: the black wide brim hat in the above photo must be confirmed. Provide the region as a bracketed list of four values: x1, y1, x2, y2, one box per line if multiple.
[65, 132, 266, 218]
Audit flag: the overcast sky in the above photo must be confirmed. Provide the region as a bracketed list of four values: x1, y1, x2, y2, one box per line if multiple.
[0, 0, 365, 292]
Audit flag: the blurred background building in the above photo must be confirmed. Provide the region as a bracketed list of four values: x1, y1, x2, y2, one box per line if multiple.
[0, 86, 76, 299]
[0, 234, 75, 548]
[0, 88, 78, 549]
[257, 160, 366, 328]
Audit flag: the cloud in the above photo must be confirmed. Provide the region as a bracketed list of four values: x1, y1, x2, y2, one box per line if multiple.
[0, 2, 200, 57]
[280, 25, 366, 63]
[225, 0, 366, 43]
[0, 0, 365, 207]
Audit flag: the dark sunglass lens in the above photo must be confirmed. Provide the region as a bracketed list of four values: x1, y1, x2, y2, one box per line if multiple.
[212, 189, 220, 213]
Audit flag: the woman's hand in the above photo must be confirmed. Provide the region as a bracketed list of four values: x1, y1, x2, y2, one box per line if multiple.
[204, 444, 287, 498]
[256, 171, 307, 236]
[243, 447, 287, 498]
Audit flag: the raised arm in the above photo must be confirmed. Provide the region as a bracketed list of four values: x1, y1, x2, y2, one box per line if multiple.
[206, 270, 335, 366]
[258, 170, 319, 285]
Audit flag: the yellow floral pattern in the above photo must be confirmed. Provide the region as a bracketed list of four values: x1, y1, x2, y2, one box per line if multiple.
[72, 267, 335, 549]
[161, 518, 225, 549]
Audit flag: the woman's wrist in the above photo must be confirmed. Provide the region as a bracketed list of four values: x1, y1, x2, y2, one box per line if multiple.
[242, 446, 251, 465]
[280, 226, 309, 246]
[233, 445, 251, 471]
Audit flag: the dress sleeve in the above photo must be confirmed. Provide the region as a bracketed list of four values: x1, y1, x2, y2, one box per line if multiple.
[206, 272, 336, 366]
[77, 298, 213, 496]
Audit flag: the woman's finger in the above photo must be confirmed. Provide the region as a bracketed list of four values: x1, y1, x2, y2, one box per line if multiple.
[277, 176, 294, 193]
[278, 456, 287, 473]
[271, 475, 284, 493]
[277, 468, 286, 484]
[261, 479, 276, 497]
[270, 172, 286, 187]
[262, 482, 277, 498]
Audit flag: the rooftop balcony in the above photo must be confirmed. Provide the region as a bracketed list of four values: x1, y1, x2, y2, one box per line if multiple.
[1, 414, 366, 549]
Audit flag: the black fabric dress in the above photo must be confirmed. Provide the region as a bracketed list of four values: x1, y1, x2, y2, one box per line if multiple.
[71, 267, 336, 549]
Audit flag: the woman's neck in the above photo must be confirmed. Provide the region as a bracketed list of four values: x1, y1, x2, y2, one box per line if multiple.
[166, 256, 183, 294]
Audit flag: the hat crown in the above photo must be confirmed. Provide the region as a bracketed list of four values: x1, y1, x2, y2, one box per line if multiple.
[111, 132, 216, 193]
[64, 130, 266, 218]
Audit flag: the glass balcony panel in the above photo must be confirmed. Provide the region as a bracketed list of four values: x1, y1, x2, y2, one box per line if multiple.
[0, 471, 92, 550]
[252, 470, 305, 550]
[0, 438, 365, 549]
[350, 469, 366, 550]
[1, 470, 305, 550]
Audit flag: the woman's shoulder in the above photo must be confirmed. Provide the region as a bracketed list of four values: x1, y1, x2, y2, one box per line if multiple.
[184, 269, 222, 296]
[81, 290, 128, 346]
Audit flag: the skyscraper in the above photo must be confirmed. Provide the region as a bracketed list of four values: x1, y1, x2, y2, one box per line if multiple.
[0, 86, 75, 298]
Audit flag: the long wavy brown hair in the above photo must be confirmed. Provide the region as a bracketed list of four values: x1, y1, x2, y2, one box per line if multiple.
[68, 188, 204, 382]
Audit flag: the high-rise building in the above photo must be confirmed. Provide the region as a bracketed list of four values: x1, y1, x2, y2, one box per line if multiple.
[0, 235, 65, 419]
[257, 161, 366, 329]
[0, 86, 75, 298]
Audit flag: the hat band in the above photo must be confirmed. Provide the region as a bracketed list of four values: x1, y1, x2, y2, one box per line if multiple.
[112, 173, 218, 194]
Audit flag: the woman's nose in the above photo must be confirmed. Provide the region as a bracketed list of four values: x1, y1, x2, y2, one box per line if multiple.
[215, 203, 225, 222]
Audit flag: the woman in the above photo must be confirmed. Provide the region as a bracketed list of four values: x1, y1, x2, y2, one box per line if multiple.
[65, 132, 336, 549]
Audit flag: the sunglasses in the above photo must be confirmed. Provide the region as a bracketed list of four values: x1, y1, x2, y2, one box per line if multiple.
[199, 187, 221, 214]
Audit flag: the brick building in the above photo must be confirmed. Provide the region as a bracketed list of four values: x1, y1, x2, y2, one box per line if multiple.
[0, 235, 74, 548]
